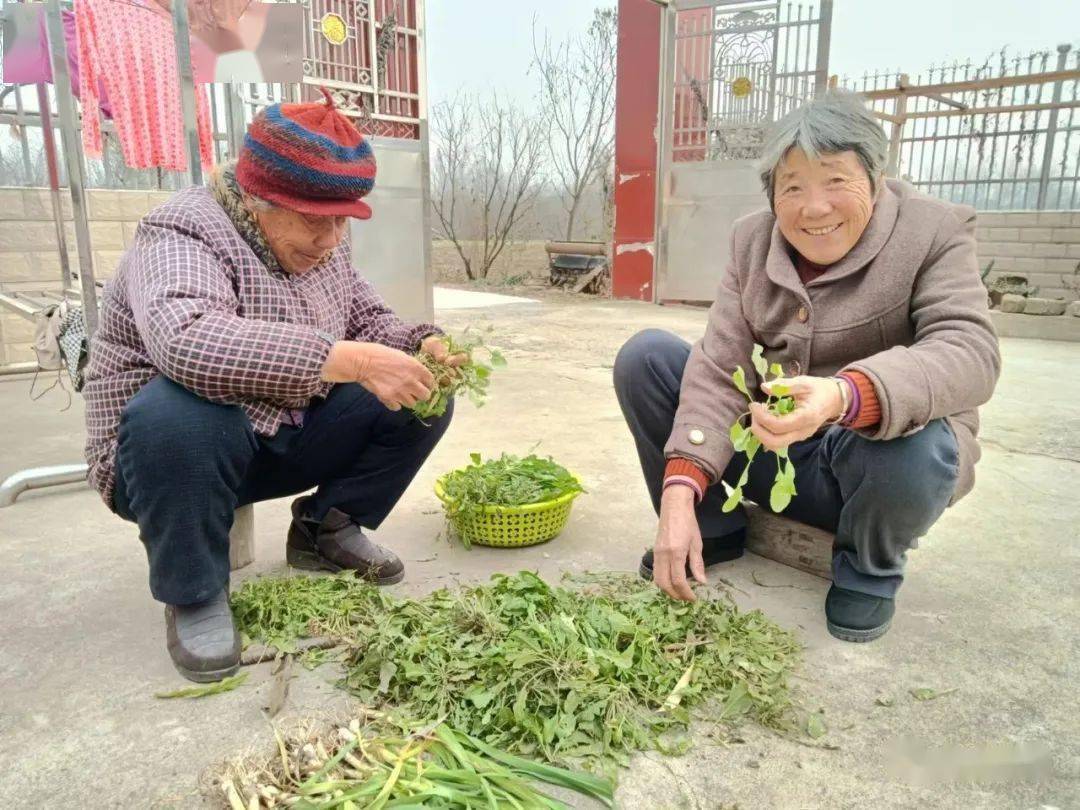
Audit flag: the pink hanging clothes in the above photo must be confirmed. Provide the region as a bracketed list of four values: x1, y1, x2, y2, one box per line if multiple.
[74, 0, 214, 173]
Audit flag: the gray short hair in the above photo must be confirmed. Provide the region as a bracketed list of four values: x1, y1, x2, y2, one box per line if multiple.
[243, 193, 275, 212]
[758, 90, 888, 208]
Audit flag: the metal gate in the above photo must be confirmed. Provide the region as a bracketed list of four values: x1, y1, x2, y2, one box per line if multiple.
[655, 0, 832, 302]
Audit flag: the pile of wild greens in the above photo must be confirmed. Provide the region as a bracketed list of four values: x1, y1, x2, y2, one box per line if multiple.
[231, 571, 800, 769]
[412, 330, 506, 419]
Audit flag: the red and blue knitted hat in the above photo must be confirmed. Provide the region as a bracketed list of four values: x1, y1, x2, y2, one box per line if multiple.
[236, 88, 376, 219]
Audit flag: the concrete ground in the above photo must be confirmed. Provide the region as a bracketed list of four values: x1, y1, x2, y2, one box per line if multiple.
[1, 288, 1078, 809]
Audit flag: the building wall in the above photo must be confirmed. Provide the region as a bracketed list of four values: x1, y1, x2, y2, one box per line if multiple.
[977, 211, 1080, 303]
[0, 187, 173, 365]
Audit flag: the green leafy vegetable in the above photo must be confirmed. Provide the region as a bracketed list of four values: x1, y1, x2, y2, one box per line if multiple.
[723, 343, 798, 514]
[412, 328, 506, 419]
[909, 686, 959, 702]
[438, 452, 584, 546]
[231, 571, 800, 769]
[155, 672, 248, 699]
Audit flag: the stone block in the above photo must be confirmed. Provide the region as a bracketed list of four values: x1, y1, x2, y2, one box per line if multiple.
[1069, 244, 1080, 259]
[1023, 297, 1068, 316]
[1072, 212, 1080, 227]
[93, 251, 126, 277]
[975, 212, 1009, 227]
[1000, 294, 1027, 313]
[1044, 258, 1080, 274]
[147, 191, 174, 210]
[1037, 212, 1073, 227]
[86, 190, 125, 220]
[0, 189, 26, 219]
[1067, 301, 1080, 318]
[0, 254, 38, 283]
[1051, 228, 1080, 243]
[88, 221, 125, 250]
[121, 221, 141, 247]
[20, 188, 53, 220]
[6, 342, 36, 363]
[0, 222, 60, 251]
[986, 227, 1020, 241]
[1020, 228, 1054, 243]
[33, 250, 80, 282]
[1, 313, 36, 343]
[229, 504, 255, 570]
[995, 242, 1035, 257]
[1032, 243, 1070, 258]
[119, 191, 152, 220]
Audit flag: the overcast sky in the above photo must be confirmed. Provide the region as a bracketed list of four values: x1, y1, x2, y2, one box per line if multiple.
[426, 0, 1077, 108]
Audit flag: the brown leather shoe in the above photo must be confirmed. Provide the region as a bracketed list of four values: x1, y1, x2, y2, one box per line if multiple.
[286, 497, 405, 585]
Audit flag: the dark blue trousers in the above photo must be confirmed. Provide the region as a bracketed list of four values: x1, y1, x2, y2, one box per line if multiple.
[112, 376, 453, 606]
[613, 329, 959, 598]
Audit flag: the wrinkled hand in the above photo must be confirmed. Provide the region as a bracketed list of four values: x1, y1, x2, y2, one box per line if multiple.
[321, 341, 434, 411]
[421, 335, 468, 368]
[750, 375, 844, 452]
[652, 486, 706, 602]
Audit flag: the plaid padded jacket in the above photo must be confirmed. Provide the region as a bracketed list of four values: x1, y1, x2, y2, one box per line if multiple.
[83, 186, 437, 505]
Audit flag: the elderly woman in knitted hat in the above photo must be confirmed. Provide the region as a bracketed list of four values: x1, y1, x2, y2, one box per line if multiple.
[84, 91, 460, 681]
[614, 91, 1000, 642]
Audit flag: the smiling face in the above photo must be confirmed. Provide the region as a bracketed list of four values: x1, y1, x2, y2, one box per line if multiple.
[248, 202, 348, 275]
[772, 147, 879, 265]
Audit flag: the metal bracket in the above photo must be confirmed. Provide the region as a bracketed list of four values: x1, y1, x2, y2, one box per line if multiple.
[0, 464, 89, 508]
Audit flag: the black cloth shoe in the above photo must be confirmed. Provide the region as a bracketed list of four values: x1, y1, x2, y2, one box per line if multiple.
[825, 584, 895, 642]
[164, 589, 241, 683]
[286, 497, 405, 585]
[638, 527, 746, 581]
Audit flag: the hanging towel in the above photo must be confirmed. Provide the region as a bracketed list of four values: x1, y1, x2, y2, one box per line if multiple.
[74, 0, 214, 173]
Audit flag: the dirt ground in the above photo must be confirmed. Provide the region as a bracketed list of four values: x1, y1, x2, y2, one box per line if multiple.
[1, 288, 1078, 809]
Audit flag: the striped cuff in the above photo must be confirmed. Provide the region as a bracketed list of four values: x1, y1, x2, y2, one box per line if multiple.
[839, 371, 881, 429]
[664, 458, 709, 503]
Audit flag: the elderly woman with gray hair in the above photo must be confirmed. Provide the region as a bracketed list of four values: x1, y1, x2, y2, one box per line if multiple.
[613, 91, 1000, 642]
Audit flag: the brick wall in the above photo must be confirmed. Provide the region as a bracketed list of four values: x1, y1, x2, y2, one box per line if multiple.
[978, 211, 1080, 303]
[0, 187, 172, 365]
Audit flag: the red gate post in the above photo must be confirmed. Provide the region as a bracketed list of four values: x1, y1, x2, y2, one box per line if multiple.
[611, 0, 662, 301]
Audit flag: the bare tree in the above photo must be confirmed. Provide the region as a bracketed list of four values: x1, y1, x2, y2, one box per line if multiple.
[430, 93, 547, 281]
[532, 8, 617, 241]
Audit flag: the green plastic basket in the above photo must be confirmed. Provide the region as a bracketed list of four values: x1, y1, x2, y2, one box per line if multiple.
[433, 476, 582, 548]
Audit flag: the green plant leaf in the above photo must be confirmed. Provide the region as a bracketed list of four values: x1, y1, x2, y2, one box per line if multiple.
[489, 349, 507, 367]
[769, 480, 793, 513]
[469, 452, 482, 466]
[909, 687, 958, 702]
[751, 345, 768, 377]
[722, 487, 743, 512]
[155, 672, 248, 699]
[732, 366, 750, 397]
[729, 422, 744, 445]
[769, 362, 784, 379]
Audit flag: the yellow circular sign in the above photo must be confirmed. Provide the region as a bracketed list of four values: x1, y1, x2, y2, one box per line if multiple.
[321, 13, 348, 46]
[732, 77, 753, 98]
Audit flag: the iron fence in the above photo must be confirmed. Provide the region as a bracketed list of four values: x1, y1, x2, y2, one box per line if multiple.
[670, 0, 832, 162]
[842, 44, 1080, 211]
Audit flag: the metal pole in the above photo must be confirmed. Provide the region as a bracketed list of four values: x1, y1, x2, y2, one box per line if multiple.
[36, 82, 72, 291]
[814, 0, 833, 96]
[886, 74, 909, 177]
[652, 1, 677, 305]
[44, 0, 98, 339]
[172, 0, 203, 185]
[1036, 44, 1072, 210]
[416, 0, 434, 322]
